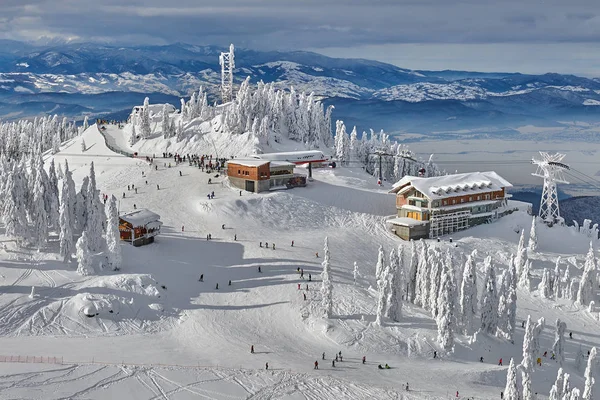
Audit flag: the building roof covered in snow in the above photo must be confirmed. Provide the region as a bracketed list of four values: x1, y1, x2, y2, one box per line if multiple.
[131, 104, 175, 116]
[227, 159, 270, 168]
[250, 150, 329, 163]
[120, 209, 162, 227]
[389, 171, 512, 200]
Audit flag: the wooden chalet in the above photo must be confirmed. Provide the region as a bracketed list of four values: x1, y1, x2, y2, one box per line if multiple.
[388, 171, 513, 240]
[119, 209, 162, 246]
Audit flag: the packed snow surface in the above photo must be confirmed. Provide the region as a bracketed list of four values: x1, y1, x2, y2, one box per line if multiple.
[1, 124, 600, 398]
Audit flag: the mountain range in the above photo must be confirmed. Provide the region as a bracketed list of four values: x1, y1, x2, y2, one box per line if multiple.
[1, 41, 600, 133]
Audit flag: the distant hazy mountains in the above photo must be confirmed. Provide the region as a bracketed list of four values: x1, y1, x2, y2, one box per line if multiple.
[1, 41, 600, 133]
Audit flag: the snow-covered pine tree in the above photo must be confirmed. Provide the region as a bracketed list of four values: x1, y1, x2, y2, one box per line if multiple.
[576, 346, 586, 372]
[528, 215, 538, 252]
[480, 256, 498, 335]
[349, 126, 358, 163]
[515, 229, 528, 278]
[531, 317, 545, 361]
[582, 347, 597, 400]
[407, 240, 418, 303]
[552, 319, 567, 367]
[416, 241, 432, 308]
[75, 230, 93, 276]
[86, 162, 106, 252]
[506, 255, 518, 342]
[105, 195, 122, 271]
[428, 249, 443, 317]
[497, 291, 509, 339]
[522, 370, 533, 400]
[563, 373, 572, 398]
[375, 274, 387, 326]
[549, 368, 564, 400]
[47, 159, 60, 230]
[553, 257, 562, 299]
[51, 130, 60, 154]
[140, 97, 152, 139]
[577, 242, 597, 306]
[568, 278, 578, 301]
[162, 104, 170, 139]
[539, 268, 551, 298]
[63, 160, 77, 232]
[32, 171, 48, 249]
[504, 358, 519, 400]
[522, 315, 535, 372]
[386, 248, 403, 322]
[320, 237, 333, 318]
[129, 123, 138, 146]
[59, 179, 74, 263]
[375, 245, 386, 287]
[83, 116, 89, 131]
[436, 258, 455, 351]
[75, 176, 89, 232]
[81, 138, 86, 152]
[353, 261, 360, 285]
[519, 259, 532, 291]
[2, 164, 28, 245]
[460, 249, 478, 334]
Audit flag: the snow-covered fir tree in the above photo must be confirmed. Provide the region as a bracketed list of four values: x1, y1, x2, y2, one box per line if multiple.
[436, 257, 455, 351]
[531, 317, 546, 361]
[386, 248, 403, 322]
[480, 256, 498, 335]
[504, 358, 519, 400]
[506, 255, 518, 342]
[83, 116, 89, 131]
[582, 347, 597, 400]
[528, 215, 538, 252]
[375, 274, 387, 326]
[161, 104, 171, 138]
[75, 230, 93, 276]
[129, 123, 138, 146]
[577, 242, 597, 306]
[334, 120, 350, 165]
[553, 257, 562, 299]
[515, 229, 528, 278]
[81, 138, 86, 152]
[522, 315, 535, 375]
[539, 268, 551, 298]
[86, 162, 106, 252]
[576, 346, 586, 372]
[549, 368, 565, 400]
[353, 261, 360, 285]
[2, 164, 28, 245]
[320, 237, 333, 318]
[105, 195, 122, 271]
[552, 319, 567, 367]
[32, 170, 48, 249]
[519, 259, 532, 290]
[415, 241, 430, 308]
[59, 179, 74, 264]
[75, 176, 89, 232]
[375, 245, 386, 287]
[140, 97, 152, 139]
[407, 240, 418, 303]
[47, 159, 60, 230]
[522, 370, 533, 400]
[428, 249, 443, 317]
[460, 250, 478, 334]
[63, 160, 78, 232]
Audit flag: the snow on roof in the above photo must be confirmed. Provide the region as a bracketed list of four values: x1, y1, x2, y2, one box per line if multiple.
[120, 209, 161, 227]
[227, 159, 270, 168]
[389, 171, 512, 200]
[269, 161, 295, 168]
[250, 150, 329, 162]
[387, 217, 428, 227]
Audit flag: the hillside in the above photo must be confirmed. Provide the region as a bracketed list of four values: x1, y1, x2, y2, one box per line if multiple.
[0, 121, 599, 398]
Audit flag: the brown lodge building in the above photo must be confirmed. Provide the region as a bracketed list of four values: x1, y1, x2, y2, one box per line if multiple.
[226, 159, 306, 193]
[387, 171, 513, 240]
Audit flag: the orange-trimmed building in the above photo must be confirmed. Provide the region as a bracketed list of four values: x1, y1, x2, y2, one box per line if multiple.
[226, 159, 306, 193]
[119, 209, 162, 246]
[388, 171, 512, 240]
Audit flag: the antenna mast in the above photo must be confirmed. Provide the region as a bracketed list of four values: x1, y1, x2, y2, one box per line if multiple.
[531, 152, 569, 224]
[219, 44, 235, 104]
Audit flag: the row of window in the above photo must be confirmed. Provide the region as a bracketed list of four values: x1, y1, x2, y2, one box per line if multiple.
[441, 194, 490, 206]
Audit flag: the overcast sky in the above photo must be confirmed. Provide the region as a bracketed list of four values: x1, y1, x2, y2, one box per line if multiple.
[1, 0, 600, 75]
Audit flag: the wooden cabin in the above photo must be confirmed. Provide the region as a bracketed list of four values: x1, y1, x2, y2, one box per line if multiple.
[119, 209, 162, 246]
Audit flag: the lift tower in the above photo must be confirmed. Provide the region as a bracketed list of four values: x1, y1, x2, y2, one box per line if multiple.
[219, 44, 235, 104]
[531, 152, 569, 224]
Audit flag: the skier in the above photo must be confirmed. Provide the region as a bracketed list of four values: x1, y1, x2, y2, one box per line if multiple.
[543, 351, 547, 358]
[206, 234, 209, 240]
[298, 283, 301, 290]
[332, 360, 335, 367]
[384, 364, 389, 369]
[228, 280, 232, 286]
[522, 320, 525, 328]
[258, 266, 262, 273]
[215, 283, 219, 290]
[322, 352, 325, 360]
[134, 204, 137, 210]
[314, 361, 318, 369]
[179, 171, 182, 176]
[208, 234, 212, 240]
[433, 351, 437, 359]
[260, 242, 263, 247]
[569, 332, 573, 339]
[146, 180, 148, 184]
[378, 364, 383, 369]
[480, 357, 484, 362]
[456, 391, 459, 398]
[316, 252, 319, 258]
[536, 357, 542, 366]
[135, 188, 138, 194]
[265, 242, 269, 248]
[251, 345, 254, 353]
[300, 269, 304, 279]
[182, 226, 184, 232]
[234, 234, 237, 241]
[498, 358, 502, 366]
[265, 362, 268, 370]
[132, 184, 135, 189]
[406, 383, 409, 391]
[362, 356, 366, 364]
[122, 192, 125, 198]
[501, 392, 504, 399]
[291, 240, 294, 247]
[306, 284, 308, 290]
[239, 190, 242, 196]
[208, 178, 212, 184]
[127, 185, 130, 191]
[340, 355, 343, 362]
[303, 293, 306, 301]
[199, 274, 203, 282]
[339, 351, 342, 357]
[222, 224, 225, 229]
[308, 274, 311, 281]
[335, 355, 338, 362]
[272, 243, 275, 250]
[157, 184, 160, 190]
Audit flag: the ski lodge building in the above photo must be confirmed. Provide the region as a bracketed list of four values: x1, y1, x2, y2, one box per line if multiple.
[387, 171, 512, 240]
[226, 159, 306, 193]
[119, 209, 163, 246]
